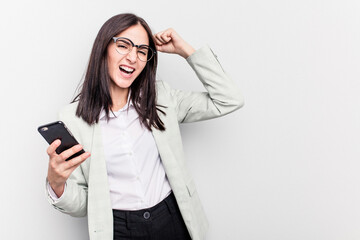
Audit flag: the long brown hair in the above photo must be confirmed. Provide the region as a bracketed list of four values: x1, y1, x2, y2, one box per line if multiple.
[73, 13, 166, 131]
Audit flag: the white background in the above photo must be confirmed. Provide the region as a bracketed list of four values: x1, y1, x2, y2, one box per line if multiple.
[1, 0, 359, 239]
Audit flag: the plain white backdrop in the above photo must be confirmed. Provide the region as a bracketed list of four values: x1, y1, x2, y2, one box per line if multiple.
[1, 0, 359, 239]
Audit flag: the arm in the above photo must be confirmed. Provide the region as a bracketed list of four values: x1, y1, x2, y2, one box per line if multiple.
[45, 110, 90, 217]
[172, 45, 244, 123]
[154, 29, 244, 123]
[46, 166, 88, 217]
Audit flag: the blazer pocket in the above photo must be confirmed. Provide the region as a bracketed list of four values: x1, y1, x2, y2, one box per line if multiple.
[186, 179, 197, 197]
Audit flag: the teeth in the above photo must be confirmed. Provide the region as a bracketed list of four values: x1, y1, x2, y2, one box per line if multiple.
[120, 66, 134, 73]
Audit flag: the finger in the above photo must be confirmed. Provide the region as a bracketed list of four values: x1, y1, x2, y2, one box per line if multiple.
[154, 36, 163, 46]
[58, 144, 84, 161]
[159, 32, 172, 43]
[155, 32, 168, 44]
[47, 139, 61, 157]
[64, 152, 91, 170]
[155, 35, 165, 45]
[67, 156, 88, 173]
[157, 32, 171, 43]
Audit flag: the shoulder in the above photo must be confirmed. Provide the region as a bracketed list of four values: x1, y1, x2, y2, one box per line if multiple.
[155, 80, 174, 106]
[58, 102, 79, 120]
[58, 102, 92, 139]
[155, 80, 171, 91]
[155, 80, 172, 98]
[58, 102, 93, 148]
[58, 101, 87, 128]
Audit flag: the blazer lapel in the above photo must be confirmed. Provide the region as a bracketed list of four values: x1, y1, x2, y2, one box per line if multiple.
[87, 123, 113, 238]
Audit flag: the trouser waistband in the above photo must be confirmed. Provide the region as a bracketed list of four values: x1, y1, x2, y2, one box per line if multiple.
[112, 192, 178, 224]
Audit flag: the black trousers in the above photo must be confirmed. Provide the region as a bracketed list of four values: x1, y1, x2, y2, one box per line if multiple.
[113, 192, 192, 240]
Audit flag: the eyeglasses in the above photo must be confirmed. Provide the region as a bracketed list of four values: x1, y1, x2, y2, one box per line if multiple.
[112, 37, 156, 62]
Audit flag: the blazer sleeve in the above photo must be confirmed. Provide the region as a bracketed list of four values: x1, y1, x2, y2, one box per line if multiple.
[45, 168, 88, 217]
[45, 109, 88, 218]
[166, 45, 244, 123]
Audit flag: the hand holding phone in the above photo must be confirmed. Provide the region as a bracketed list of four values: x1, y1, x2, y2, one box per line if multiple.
[38, 121, 91, 197]
[38, 121, 85, 161]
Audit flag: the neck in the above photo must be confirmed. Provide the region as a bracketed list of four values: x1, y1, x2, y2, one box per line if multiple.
[110, 86, 129, 112]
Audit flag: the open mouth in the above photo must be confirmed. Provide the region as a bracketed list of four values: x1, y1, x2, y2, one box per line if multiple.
[119, 65, 135, 74]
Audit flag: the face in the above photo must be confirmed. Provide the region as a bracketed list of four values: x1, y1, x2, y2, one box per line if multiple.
[106, 24, 149, 93]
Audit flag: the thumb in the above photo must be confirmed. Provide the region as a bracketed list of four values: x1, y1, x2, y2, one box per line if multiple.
[155, 44, 162, 52]
[155, 44, 166, 53]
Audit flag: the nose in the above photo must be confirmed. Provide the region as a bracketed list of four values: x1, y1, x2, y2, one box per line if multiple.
[126, 47, 137, 63]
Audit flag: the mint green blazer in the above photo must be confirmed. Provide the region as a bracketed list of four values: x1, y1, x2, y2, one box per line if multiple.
[46, 45, 244, 240]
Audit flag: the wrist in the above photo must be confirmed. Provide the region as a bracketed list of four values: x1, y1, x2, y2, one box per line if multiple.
[48, 180, 65, 197]
[179, 44, 195, 58]
[52, 184, 65, 198]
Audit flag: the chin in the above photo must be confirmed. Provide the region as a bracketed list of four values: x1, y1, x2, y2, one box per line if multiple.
[115, 81, 134, 89]
[113, 77, 136, 89]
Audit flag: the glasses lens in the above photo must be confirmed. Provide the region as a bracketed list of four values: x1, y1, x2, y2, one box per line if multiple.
[115, 39, 131, 55]
[137, 46, 153, 62]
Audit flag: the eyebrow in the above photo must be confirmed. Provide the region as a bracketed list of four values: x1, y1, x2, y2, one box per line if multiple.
[114, 37, 150, 47]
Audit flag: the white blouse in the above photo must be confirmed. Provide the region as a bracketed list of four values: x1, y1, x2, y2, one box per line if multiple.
[98, 95, 172, 210]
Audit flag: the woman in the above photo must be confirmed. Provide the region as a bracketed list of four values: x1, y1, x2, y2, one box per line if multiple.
[45, 13, 244, 240]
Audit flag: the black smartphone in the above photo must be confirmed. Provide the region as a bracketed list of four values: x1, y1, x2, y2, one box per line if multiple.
[38, 121, 85, 161]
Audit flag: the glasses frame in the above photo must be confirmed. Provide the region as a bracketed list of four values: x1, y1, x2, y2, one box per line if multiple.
[112, 37, 156, 62]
